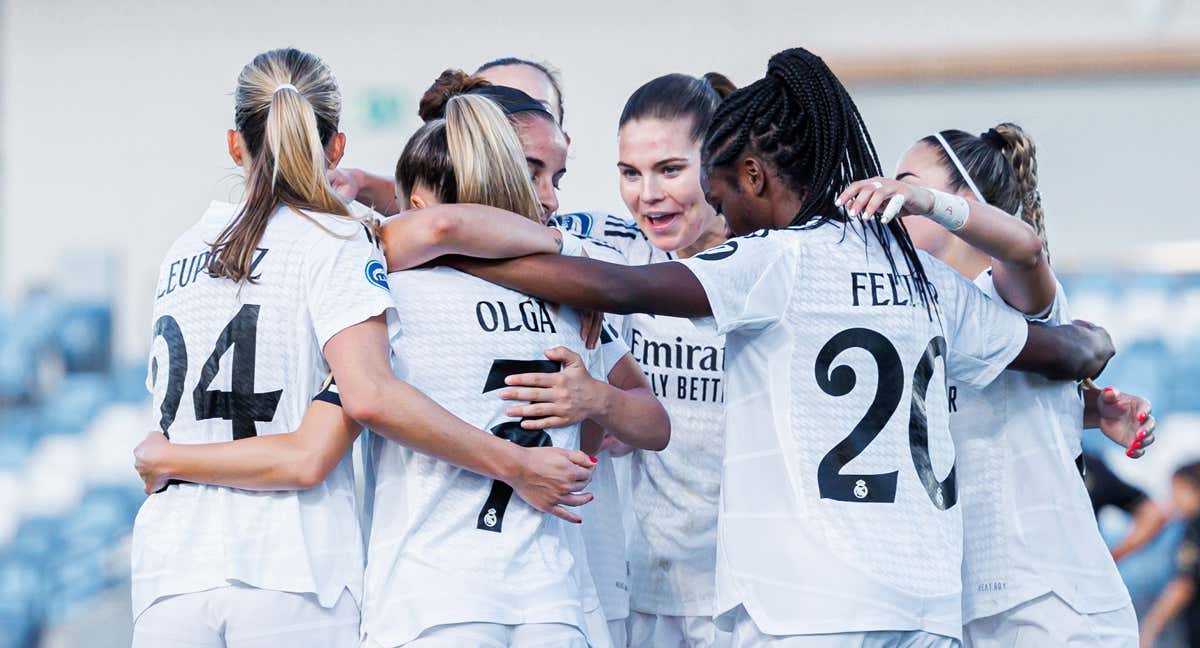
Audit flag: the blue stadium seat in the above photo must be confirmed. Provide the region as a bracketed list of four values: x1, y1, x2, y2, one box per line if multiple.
[1169, 337, 1200, 413]
[55, 301, 113, 374]
[110, 362, 149, 404]
[0, 555, 43, 648]
[41, 373, 114, 434]
[0, 408, 40, 471]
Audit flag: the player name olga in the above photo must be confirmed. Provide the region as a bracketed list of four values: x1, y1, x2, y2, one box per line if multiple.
[474, 298, 557, 334]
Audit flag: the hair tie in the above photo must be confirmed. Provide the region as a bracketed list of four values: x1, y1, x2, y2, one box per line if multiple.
[980, 128, 1004, 148]
[932, 132, 987, 205]
[274, 83, 298, 94]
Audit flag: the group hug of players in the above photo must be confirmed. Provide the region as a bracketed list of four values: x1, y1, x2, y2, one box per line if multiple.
[130, 45, 1163, 648]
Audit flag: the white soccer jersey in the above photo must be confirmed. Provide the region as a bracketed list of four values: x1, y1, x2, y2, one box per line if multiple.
[360, 240, 609, 647]
[131, 201, 395, 622]
[954, 270, 1130, 623]
[557, 211, 728, 618]
[675, 221, 1029, 639]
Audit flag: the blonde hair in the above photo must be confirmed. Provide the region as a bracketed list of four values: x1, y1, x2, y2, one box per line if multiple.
[396, 94, 543, 222]
[209, 48, 365, 283]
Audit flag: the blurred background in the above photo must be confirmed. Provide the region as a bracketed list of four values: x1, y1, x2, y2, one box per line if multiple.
[1, 0, 1198, 645]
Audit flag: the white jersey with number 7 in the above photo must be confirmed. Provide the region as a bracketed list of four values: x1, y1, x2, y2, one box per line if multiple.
[675, 220, 1028, 640]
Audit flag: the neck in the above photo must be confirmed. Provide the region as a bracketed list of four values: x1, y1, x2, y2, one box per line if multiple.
[770, 188, 807, 229]
[933, 235, 991, 280]
[676, 213, 730, 259]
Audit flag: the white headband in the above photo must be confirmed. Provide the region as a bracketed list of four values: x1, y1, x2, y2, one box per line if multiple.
[933, 132, 986, 205]
[273, 83, 298, 94]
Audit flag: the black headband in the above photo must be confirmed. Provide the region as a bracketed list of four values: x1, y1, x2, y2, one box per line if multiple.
[980, 128, 1005, 149]
[465, 84, 554, 119]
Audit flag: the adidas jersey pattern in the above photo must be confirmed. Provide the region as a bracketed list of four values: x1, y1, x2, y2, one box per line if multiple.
[954, 271, 1130, 622]
[132, 201, 395, 622]
[676, 222, 1028, 639]
[361, 241, 610, 647]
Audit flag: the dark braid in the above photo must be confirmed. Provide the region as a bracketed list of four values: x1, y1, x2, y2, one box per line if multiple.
[704, 47, 938, 317]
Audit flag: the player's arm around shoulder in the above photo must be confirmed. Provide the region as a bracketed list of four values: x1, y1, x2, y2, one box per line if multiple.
[133, 398, 359, 494]
[379, 203, 563, 272]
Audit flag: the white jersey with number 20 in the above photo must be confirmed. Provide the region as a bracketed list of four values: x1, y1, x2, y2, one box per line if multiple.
[132, 201, 396, 623]
[676, 221, 1028, 640]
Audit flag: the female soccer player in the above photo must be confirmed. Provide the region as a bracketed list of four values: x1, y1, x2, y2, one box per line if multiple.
[592, 72, 736, 648]
[838, 123, 1154, 647]
[131, 49, 597, 648]
[443, 47, 1116, 647]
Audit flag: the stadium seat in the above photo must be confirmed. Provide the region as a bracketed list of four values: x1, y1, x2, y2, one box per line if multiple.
[55, 301, 113, 374]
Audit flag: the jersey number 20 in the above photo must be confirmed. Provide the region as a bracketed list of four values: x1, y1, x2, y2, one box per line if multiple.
[814, 327, 954, 510]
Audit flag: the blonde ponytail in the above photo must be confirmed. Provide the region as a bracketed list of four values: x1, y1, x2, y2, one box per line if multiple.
[209, 48, 362, 283]
[443, 94, 543, 222]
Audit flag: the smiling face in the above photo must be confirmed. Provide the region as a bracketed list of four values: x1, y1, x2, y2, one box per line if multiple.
[618, 117, 726, 255]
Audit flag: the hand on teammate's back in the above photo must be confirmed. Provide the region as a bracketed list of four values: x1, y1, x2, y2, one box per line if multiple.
[1095, 387, 1156, 458]
[500, 346, 603, 430]
[510, 446, 597, 524]
[327, 167, 360, 201]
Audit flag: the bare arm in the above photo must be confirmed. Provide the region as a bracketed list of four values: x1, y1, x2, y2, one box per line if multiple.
[133, 401, 358, 492]
[445, 254, 712, 317]
[839, 177, 1055, 314]
[1111, 499, 1168, 563]
[325, 316, 596, 523]
[1141, 577, 1195, 648]
[329, 168, 401, 216]
[381, 204, 563, 272]
[592, 354, 671, 451]
[1007, 321, 1114, 381]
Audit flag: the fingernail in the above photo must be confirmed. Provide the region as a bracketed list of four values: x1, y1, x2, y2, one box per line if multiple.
[1104, 387, 1114, 395]
[1137, 430, 1147, 440]
[1132, 440, 1142, 450]
[1126, 448, 1136, 458]
[589, 456, 598, 463]
[847, 210, 857, 218]
[1138, 412, 1148, 424]
[834, 197, 843, 207]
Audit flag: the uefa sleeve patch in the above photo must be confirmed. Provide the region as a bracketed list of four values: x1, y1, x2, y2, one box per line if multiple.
[365, 259, 389, 290]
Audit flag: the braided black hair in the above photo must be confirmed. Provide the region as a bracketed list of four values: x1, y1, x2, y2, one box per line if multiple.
[703, 47, 937, 316]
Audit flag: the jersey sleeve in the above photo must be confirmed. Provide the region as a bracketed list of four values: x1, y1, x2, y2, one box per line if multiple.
[934, 259, 1029, 390]
[305, 231, 398, 351]
[675, 231, 795, 335]
[597, 319, 631, 380]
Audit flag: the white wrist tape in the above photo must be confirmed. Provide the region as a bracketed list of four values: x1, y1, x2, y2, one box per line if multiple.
[927, 188, 969, 231]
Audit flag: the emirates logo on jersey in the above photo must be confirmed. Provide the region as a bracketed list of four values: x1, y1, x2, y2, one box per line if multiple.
[483, 508, 499, 528]
[853, 479, 869, 500]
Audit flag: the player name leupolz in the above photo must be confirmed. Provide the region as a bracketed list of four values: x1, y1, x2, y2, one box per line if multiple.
[156, 247, 270, 300]
[628, 328, 725, 404]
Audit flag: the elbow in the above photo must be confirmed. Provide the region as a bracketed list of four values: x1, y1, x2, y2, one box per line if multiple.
[340, 385, 386, 431]
[292, 456, 331, 489]
[645, 407, 671, 452]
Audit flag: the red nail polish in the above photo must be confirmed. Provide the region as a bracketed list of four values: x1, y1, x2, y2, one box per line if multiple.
[1132, 440, 1142, 450]
[1138, 412, 1148, 424]
[1137, 430, 1147, 440]
[1126, 448, 1136, 458]
[589, 456, 598, 463]
[1104, 387, 1114, 395]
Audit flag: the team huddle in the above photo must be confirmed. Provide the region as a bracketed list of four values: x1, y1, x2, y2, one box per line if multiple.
[130, 46, 1159, 648]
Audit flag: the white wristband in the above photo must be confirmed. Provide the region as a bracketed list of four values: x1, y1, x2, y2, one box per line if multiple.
[927, 188, 969, 231]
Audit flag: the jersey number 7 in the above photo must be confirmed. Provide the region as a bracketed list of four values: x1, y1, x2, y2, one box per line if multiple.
[476, 358, 562, 533]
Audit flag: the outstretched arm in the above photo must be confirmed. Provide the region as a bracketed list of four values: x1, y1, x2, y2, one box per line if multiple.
[1111, 499, 1168, 563]
[381, 204, 563, 272]
[446, 254, 712, 318]
[134, 400, 358, 493]
[840, 177, 1055, 315]
[1007, 320, 1114, 381]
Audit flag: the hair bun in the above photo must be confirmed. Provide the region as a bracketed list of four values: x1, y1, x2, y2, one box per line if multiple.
[418, 69, 492, 122]
[703, 72, 737, 100]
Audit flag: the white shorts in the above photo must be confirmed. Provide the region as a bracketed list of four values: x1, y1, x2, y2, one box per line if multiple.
[366, 622, 587, 648]
[131, 584, 359, 648]
[962, 593, 1138, 648]
[729, 607, 958, 648]
[629, 611, 731, 648]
